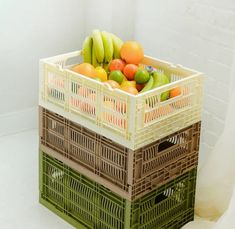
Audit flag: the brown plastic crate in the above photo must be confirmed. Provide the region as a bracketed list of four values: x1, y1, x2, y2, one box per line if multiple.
[39, 106, 200, 201]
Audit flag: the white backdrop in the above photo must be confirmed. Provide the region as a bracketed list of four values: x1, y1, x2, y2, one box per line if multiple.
[0, 0, 85, 114]
[0, 0, 135, 117]
[84, 0, 135, 42]
[1, 0, 235, 228]
[134, 0, 235, 166]
[1, 0, 235, 163]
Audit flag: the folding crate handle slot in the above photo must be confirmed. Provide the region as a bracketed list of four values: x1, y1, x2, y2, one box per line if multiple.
[64, 55, 83, 68]
[158, 140, 176, 153]
[155, 192, 168, 204]
[52, 51, 83, 69]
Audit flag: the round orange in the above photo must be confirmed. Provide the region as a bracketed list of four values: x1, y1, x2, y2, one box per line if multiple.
[72, 63, 96, 78]
[78, 87, 90, 97]
[145, 105, 173, 122]
[172, 87, 190, 108]
[121, 86, 138, 95]
[123, 64, 138, 80]
[79, 93, 96, 114]
[105, 80, 121, 89]
[116, 101, 127, 114]
[170, 87, 181, 98]
[109, 59, 126, 71]
[103, 100, 127, 128]
[120, 41, 144, 64]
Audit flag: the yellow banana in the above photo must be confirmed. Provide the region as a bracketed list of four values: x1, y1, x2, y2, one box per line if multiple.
[140, 75, 154, 93]
[92, 42, 99, 67]
[111, 33, 123, 59]
[82, 36, 92, 63]
[103, 62, 110, 74]
[101, 31, 113, 62]
[152, 72, 170, 101]
[92, 30, 104, 63]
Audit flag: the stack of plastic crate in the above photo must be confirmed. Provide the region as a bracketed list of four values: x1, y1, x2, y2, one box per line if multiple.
[39, 50, 203, 229]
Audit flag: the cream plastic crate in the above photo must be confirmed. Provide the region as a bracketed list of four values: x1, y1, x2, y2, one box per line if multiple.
[39, 50, 203, 150]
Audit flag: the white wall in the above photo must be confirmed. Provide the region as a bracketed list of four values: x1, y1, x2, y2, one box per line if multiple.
[0, 0, 85, 115]
[0, 0, 136, 135]
[0, 0, 85, 135]
[134, 0, 235, 165]
[1, 0, 235, 160]
[0, 0, 135, 117]
[84, 0, 135, 40]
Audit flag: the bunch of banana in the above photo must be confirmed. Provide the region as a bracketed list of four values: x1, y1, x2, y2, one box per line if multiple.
[82, 29, 123, 68]
[141, 71, 170, 101]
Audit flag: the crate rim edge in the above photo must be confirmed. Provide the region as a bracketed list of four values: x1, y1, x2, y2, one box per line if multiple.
[40, 50, 204, 99]
[39, 149, 197, 229]
[40, 143, 132, 201]
[40, 50, 204, 76]
[40, 147, 198, 202]
[39, 115, 200, 201]
[39, 50, 204, 150]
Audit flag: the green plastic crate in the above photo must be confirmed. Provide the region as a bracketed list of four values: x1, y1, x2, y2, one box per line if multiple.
[39, 151, 196, 229]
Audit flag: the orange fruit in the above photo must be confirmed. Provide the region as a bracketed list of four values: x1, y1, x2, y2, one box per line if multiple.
[136, 83, 145, 92]
[70, 97, 78, 107]
[85, 93, 96, 114]
[72, 63, 96, 78]
[103, 100, 114, 122]
[172, 87, 190, 109]
[94, 66, 108, 82]
[109, 59, 126, 71]
[145, 105, 173, 123]
[75, 87, 95, 113]
[115, 101, 127, 113]
[120, 41, 144, 64]
[170, 87, 181, 98]
[114, 117, 127, 129]
[78, 87, 90, 97]
[123, 64, 138, 80]
[79, 93, 96, 114]
[105, 80, 121, 89]
[103, 101, 127, 128]
[121, 86, 138, 95]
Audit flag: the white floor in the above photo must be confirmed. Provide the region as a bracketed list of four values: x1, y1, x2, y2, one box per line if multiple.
[0, 129, 206, 229]
[0, 130, 73, 229]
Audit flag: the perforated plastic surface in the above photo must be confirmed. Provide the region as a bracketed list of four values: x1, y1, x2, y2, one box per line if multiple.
[39, 51, 203, 150]
[39, 151, 196, 229]
[40, 107, 200, 201]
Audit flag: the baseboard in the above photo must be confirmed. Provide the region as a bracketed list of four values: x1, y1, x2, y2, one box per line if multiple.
[0, 106, 38, 137]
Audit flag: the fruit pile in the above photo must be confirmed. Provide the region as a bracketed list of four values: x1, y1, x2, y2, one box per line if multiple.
[72, 29, 180, 99]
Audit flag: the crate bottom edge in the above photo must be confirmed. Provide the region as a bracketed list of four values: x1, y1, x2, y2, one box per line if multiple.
[39, 196, 88, 229]
[39, 195, 195, 229]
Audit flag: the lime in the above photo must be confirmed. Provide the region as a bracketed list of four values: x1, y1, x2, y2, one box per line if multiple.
[109, 70, 125, 84]
[134, 69, 150, 84]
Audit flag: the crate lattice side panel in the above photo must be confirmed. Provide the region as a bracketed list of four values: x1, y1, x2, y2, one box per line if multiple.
[40, 107, 200, 200]
[40, 151, 197, 229]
